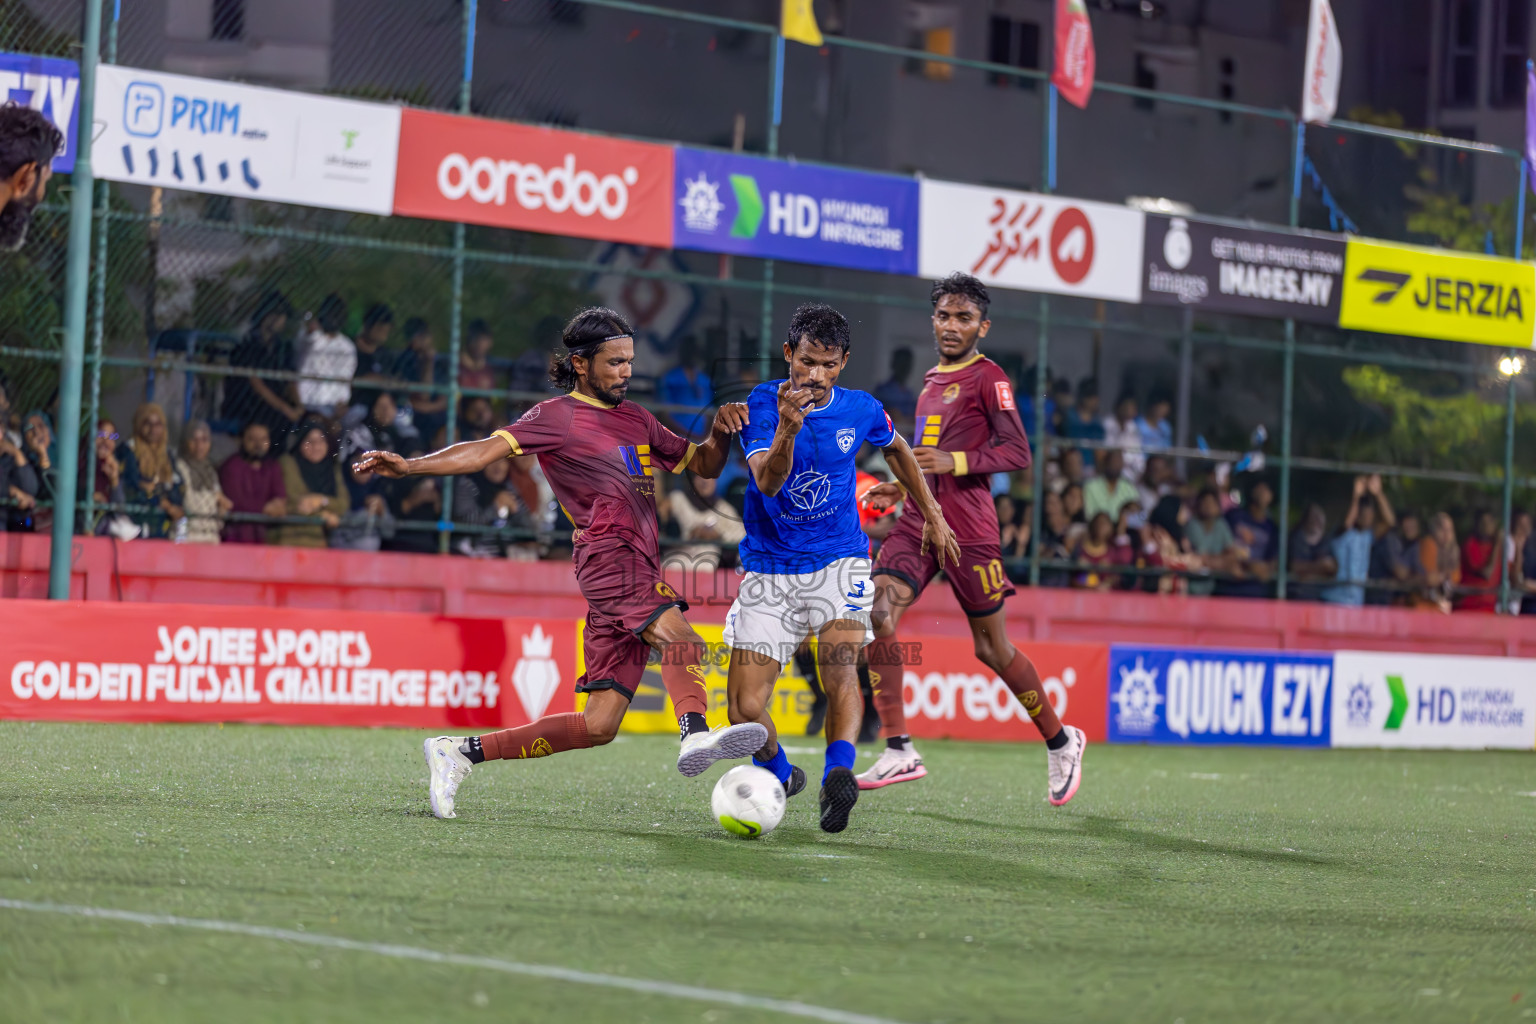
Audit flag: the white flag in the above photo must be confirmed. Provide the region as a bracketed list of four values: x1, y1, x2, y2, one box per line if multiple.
[1301, 0, 1342, 124]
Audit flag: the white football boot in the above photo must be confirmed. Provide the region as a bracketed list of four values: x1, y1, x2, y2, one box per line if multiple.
[676, 722, 770, 777]
[856, 744, 927, 790]
[424, 736, 473, 819]
[1047, 725, 1087, 806]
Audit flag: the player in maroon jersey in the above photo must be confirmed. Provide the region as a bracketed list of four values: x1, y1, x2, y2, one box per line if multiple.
[354, 307, 769, 819]
[860, 273, 1087, 804]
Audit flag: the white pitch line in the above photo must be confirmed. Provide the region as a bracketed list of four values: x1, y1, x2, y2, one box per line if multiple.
[1, 898, 908, 1024]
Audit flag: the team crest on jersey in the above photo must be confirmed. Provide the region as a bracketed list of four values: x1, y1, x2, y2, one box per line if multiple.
[942, 383, 962, 404]
[785, 470, 832, 512]
[654, 581, 678, 601]
[836, 427, 856, 454]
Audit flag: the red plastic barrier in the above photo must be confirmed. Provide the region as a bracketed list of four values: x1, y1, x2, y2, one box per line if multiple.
[0, 599, 577, 730]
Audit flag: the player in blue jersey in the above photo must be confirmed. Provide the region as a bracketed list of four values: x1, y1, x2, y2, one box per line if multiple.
[722, 303, 960, 833]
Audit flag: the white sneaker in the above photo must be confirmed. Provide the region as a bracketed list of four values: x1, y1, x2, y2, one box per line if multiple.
[1047, 726, 1086, 806]
[676, 722, 770, 777]
[424, 736, 473, 819]
[856, 745, 927, 790]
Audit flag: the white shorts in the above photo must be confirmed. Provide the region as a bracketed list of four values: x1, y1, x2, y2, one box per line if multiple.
[723, 556, 875, 667]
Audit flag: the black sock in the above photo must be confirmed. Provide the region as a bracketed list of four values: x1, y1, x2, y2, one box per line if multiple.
[886, 735, 910, 751]
[1044, 729, 1070, 751]
[679, 712, 709, 741]
[460, 736, 486, 763]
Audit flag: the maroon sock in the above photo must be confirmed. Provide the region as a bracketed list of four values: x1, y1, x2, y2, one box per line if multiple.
[867, 634, 909, 739]
[997, 648, 1063, 742]
[479, 713, 591, 761]
[660, 641, 709, 720]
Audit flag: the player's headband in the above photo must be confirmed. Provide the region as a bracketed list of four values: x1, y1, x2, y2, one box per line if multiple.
[565, 333, 632, 349]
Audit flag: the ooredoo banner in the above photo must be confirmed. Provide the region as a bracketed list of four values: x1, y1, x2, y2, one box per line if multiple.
[0, 51, 80, 172]
[93, 64, 402, 214]
[392, 108, 674, 247]
[1330, 650, 1536, 749]
[673, 148, 919, 275]
[0, 600, 576, 731]
[919, 179, 1144, 303]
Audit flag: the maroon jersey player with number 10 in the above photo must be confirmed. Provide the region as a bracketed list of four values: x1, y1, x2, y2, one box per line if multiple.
[354, 307, 769, 820]
[862, 273, 1087, 804]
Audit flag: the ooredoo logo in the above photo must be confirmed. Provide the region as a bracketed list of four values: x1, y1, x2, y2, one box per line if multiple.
[435, 152, 639, 220]
[1050, 206, 1094, 284]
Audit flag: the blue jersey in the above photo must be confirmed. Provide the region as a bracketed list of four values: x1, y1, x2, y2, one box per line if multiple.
[738, 381, 896, 574]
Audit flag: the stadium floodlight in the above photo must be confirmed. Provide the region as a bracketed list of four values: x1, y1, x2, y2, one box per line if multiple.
[1497, 355, 1525, 377]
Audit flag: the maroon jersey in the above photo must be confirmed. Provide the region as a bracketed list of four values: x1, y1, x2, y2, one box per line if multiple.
[912, 352, 1031, 543]
[494, 392, 696, 556]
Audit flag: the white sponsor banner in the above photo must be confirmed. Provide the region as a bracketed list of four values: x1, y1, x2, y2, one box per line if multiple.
[1331, 651, 1536, 750]
[919, 179, 1145, 303]
[94, 65, 401, 214]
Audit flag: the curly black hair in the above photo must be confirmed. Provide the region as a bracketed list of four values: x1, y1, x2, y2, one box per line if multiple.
[548, 306, 633, 391]
[0, 102, 63, 181]
[785, 302, 851, 354]
[930, 272, 990, 319]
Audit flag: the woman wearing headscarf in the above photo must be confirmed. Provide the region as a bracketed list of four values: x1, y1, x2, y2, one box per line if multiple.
[118, 402, 185, 539]
[451, 454, 534, 557]
[175, 420, 230, 544]
[278, 421, 348, 547]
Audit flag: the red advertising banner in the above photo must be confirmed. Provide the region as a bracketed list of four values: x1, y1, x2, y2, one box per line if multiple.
[0, 601, 577, 730]
[897, 638, 1108, 743]
[1051, 0, 1096, 109]
[391, 108, 674, 247]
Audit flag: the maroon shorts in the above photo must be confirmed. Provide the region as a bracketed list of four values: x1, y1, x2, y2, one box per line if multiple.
[572, 539, 685, 700]
[872, 513, 1015, 616]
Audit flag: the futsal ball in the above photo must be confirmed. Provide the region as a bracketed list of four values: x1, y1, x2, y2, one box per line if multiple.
[711, 765, 786, 838]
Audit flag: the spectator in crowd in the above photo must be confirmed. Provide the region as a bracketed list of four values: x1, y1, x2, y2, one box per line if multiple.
[223, 291, 300, 449]
[387, 474, 444, 554]
[296, 293, 356, 421]
[1062, 481, 1086, 525]
[1186, 487, 1244, 597]
[349, 303, 395, 425]
[1112, 501, 1144, 587]
[277, 422, 348, 548]
[394, 317, 448, 447]
[459, 319, 497, 393]
[175, 420, 229, 545]
[668, 471, 746, 572]
[1221, 478, 1279, 598]
[81, 418, 126, 534]
[1286, 503, 1336, 602]
[1048, 378, 1073, 436]
[1046, 445, 1088, 497]
[996, 494, 1026, 559]
[219, 421, 287, 544]
[1063, 378, 1104, 463]
[451, 454, 535, 558]
[1509, 511, 1536, 614]
[1414, 511, 1461, 613]
[1074, 512, 1127, 590]
[1016, 367, 1054, 439]
[872, 346, 917, 440]
[1371, 509, 1423, 605]
[8, 409, 55, 532]
[1459, 510, 1503, 612]
[118, 402, 185, 540]
[1136, 392, 1174, 450]
[1102, 391, 1144, 477]
[660, 335, 714, 439]
[1144, 494, 1199, 594]
[1084, 449, 1139, 523]
[1035, 489, 1077, 586]
[457, 395, 497, 441]
[0, 410, 36, 532]
[1323, 476, 1394, 606]
[1137, 454, 1175, 514]
[334, 400, 400, 552]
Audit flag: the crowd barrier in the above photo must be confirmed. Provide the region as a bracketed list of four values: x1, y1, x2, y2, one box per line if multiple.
[3, 595, 1531, 750]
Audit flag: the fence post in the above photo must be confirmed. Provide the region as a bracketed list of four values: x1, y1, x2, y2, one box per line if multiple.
[1275, 119, 1305, 603]
[758, 32, 785, 381]
[48, 0, 104, 600]
[1029, 85, 1056, 588]
[1500, 371, 1517, 613]
[438, 0, 477, 553]
[82, 1, 121, 538]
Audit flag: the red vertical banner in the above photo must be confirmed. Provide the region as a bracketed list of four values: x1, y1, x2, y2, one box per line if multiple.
[1051, 0, 1096, 110]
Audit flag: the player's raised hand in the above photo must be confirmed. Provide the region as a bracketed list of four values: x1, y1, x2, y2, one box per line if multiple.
[352, 449, 409, 479]
[712, 402, 750, 435]
[911, 446, 956, 475]
[776, 379, 814, 435]
[920, 513, 963, 567]
[862, 481, 905, 510]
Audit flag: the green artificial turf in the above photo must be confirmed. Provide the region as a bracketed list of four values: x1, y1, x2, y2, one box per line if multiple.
[1, 722, 1532, 1023]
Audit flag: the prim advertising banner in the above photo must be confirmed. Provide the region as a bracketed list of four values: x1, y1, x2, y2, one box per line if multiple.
[672, 148, 920, 275]
[93, 64, 402, 214]
[0, 51, 80, 171]
[1330, 650, 1536, 749]
[1141, 214, 1345, 323]
[1107, 645, 1334, 746]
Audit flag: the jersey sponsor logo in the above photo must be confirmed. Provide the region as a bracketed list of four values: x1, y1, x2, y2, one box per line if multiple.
[654, 581, 678, 601]
[517, 403, 542, 424]
[994, 381, 1016, 411]
[784, 469, 832, 512]
[618, 444, 652, 477]
[941, 383, 962, 405]
[918, 414, 942, 446]
[836, 427, 856, 454]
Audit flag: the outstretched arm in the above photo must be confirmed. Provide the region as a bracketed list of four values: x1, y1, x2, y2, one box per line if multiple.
[883, 432, 961, 566]
[352, 435, 510, 479]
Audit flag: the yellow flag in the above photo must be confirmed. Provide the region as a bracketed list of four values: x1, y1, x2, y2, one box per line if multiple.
[782, 0, 823, 46]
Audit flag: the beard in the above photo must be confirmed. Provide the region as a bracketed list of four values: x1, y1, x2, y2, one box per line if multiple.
[590, 381, 628, 406]
[0, 187, 41, 252]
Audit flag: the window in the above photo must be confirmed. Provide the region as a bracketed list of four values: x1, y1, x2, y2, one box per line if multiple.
[1489, 0, 1529, 107]
[210, 0, 243, 41]
[986, 15, 1040, 90]
[1218, 56, 1235, 123]
[1133, 52, 1157, 111]
[1440, 0, 1480, 108]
